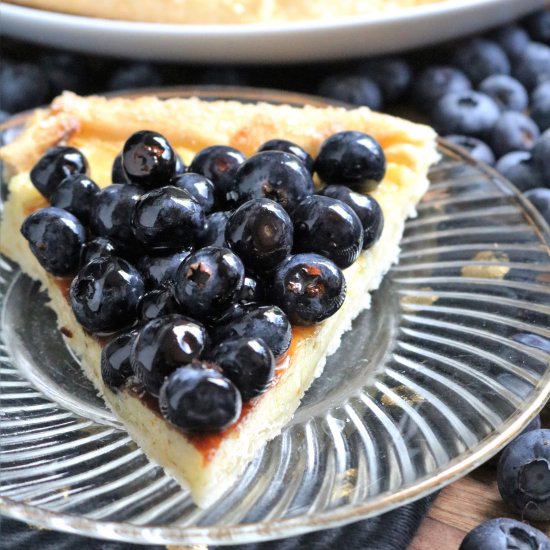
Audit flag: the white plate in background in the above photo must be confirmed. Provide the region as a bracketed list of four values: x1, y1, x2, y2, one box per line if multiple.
[0, 0, 547, 63]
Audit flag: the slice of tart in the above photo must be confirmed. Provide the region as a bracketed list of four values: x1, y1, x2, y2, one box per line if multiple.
[0, 92, 438, 508]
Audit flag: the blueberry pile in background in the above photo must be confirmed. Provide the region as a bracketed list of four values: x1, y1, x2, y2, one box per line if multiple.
[2, 7, 550, 549]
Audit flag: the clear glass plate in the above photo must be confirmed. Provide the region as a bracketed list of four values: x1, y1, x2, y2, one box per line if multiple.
[1, 88, 550, 546]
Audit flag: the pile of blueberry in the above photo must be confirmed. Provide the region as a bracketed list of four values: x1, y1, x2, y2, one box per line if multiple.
[20, 129, 385, 434]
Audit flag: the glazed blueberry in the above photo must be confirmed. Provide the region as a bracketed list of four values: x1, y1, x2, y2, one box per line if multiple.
[491, 112, 540, 158]
[478, 75, 528, 112]
[159, 362, 242, 434]
[258, 139, 314, 173]
[523, 10, 550, 45]
[108, 62, 162, 91]
[122, 130, 176, 188]
[359, 56, 412, 103]
[432, 91, 501, 138]
[513, 42, 550, 90]
[0, 61, 49, 113]
[314, 131, 386, 191]
[238, 276, 263, 304]
[132, 186, 205, 249]
[139, 286, 180, 322]
[225, 198, 293, 272]
[189, 145, 246, 204]
[495, 151, 543, 192]
[210, 337, 275, 401]
[319, 185, 384, 249]
[111, 153, 128, 183]
[101, 329, 138, 390]
[525, 188, 550, 226]
[445, 135, 495, 166]
[412, 66, 472, 110]
[174, 246, 245, 321]
[136, 249, 190, 290]
[30, 146, 89, 199]
[453, 38, 511, 85]
[131, 314, 207, 397]
[199, 211, 231, 248]
[497, 429, 550, 521]
[532, 82, 550, 133]
[533, 130, 550, 180]
[489, 24, 531, 61]
[230, 151, 314, 212]
[21, 207, 86, 276]
[170, 172, 215, 213]
[174, 153, 186, 175]
[70, 256, 145, 333]
[459, 517, 550, 550]
[271, 253, 346, 326]
[80, 237, 117, 266]
[214, 304, 291, 357]
[50, 174, 101, 223]
[318, 74, 383, 110]
[292, 195, 363, 269]
[91, 184, 142, 250]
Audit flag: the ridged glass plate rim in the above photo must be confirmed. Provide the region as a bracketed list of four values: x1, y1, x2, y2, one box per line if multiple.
[0, 86, 549, 545]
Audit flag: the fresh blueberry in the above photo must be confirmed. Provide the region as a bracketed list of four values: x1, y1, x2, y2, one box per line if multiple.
[111, 152, 129, 183]
[0, 61, 49, 113]
[459, 517, 550, 550]
[225, 198, 293, 272]
[210, 337, 275, 401]
[132, 186, 205, 249]
[70, 256, 145, 334]
[0, 110, 9, 124]
[497, 429, 550, 521]
[513, 42, 550, 90]
[101, 329, 138, 390]
[170, 172, 215, 213]
[214, 304, 291, 358]
[230, 151, 314, 212]
[432, 91, 501, 138]
[237, 276, 263, 304]
[108, 63, 162, 91]
[199, 210, 231, 248]
[318, 74, 383, 110]
[257, 139, 314, 172]
[318, 184, 384, 249]
[30, 146, 89, 199]
[80, 237, 117, 266]
[136, 249, 190, 290]
[159, 362, 242, 434]
[525, 188, 550, 225]
[495, 151, 543, 192]
[479, 74, 529, 112]
[271, 253, 346, 326]
[453, 38, 511, 85]
[412, 66, 472, 110]
[91, 184, 142, 250]
[491, 112, 540, 157]
[314, 131, 386, 191]
[40, 51, 89, 96]
[489, 24, 531, 61]
[131, 314, 207, 397]
[20, 207, 86, 276]
[358, 56, 412, 103]
[522, 10, 550, 44]
[139, 286, 181, 322]
[200, 66, 246, 86]
[532, 82, 550, 132]
[174, 246, 245, 321]
[49, 174, 100, 223]
[189, 145, 246, 205]
[533, 130, 550, 180]
[122, 130, 176, 188]
[444, 135, 496, 166]
[292, 195, 363, 268]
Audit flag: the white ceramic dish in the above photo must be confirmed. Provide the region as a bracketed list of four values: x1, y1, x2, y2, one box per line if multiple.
[0, 0, 546, 63]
